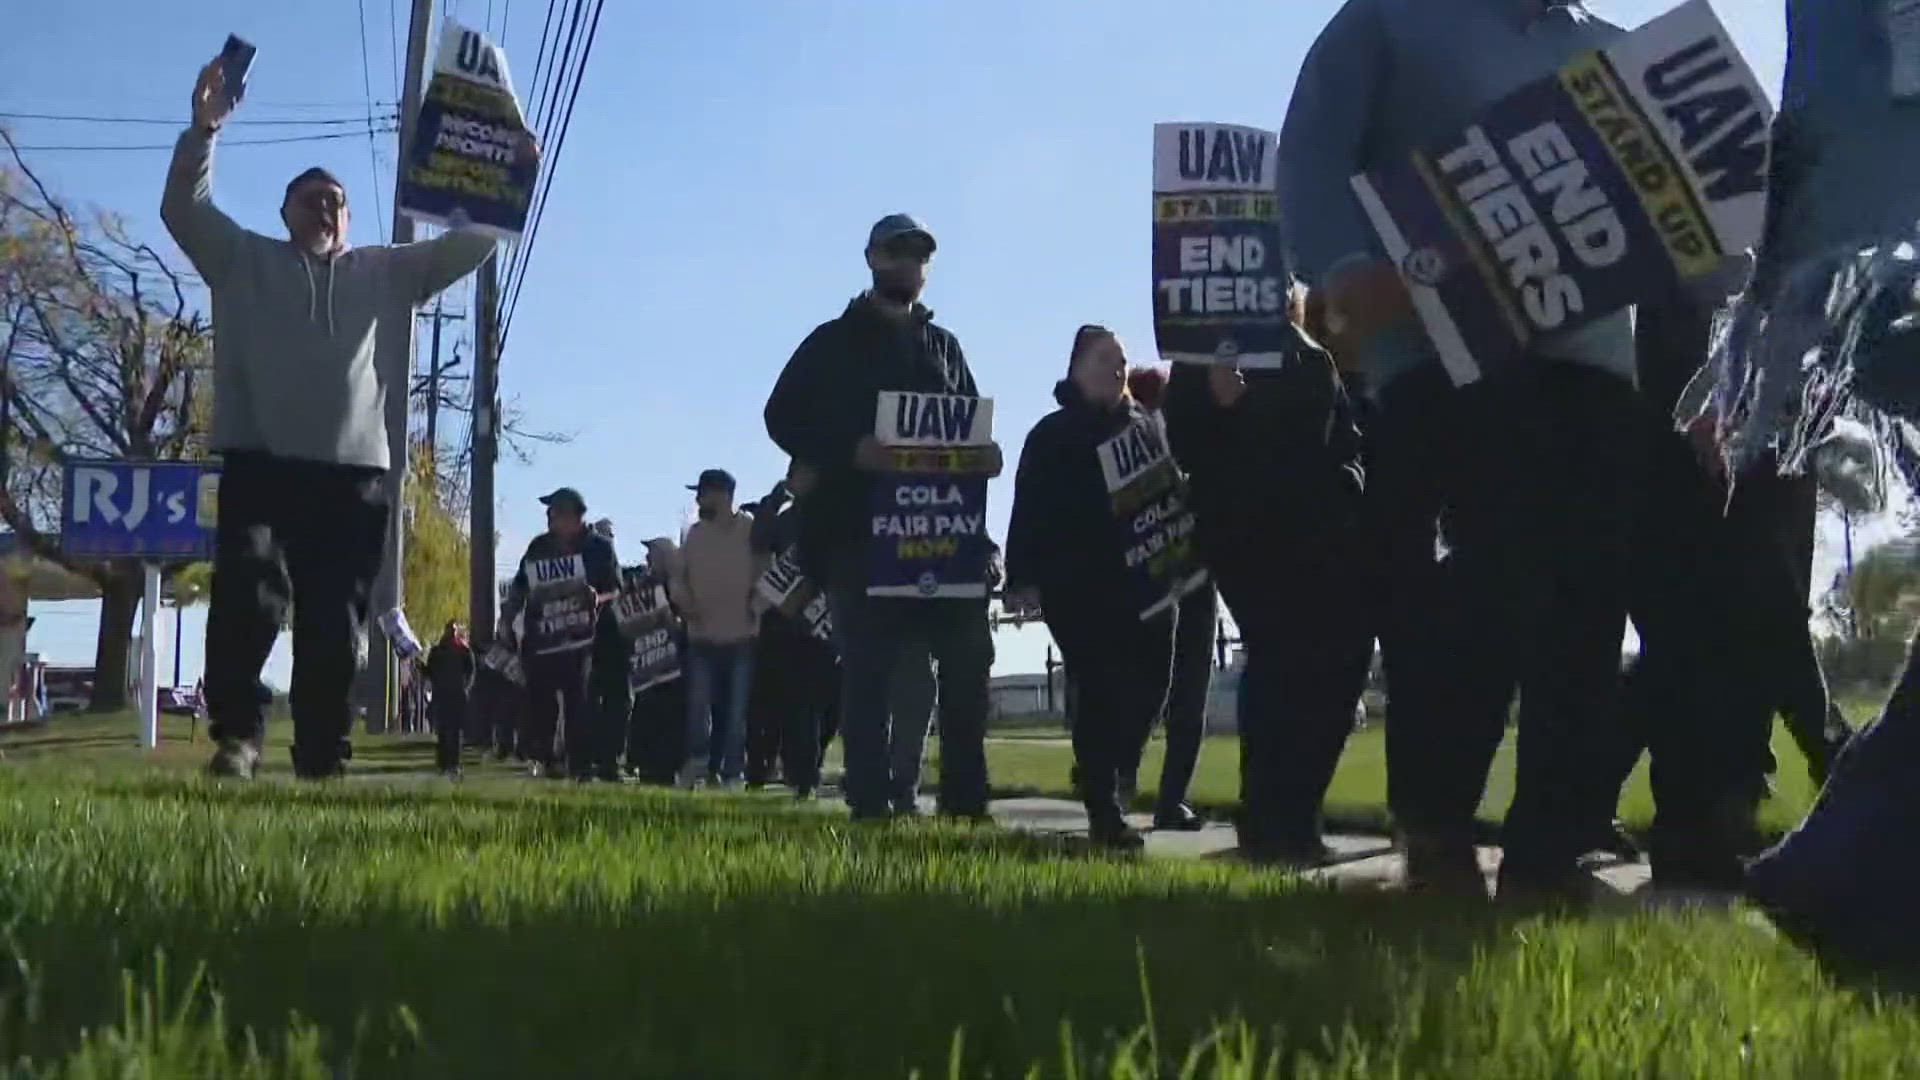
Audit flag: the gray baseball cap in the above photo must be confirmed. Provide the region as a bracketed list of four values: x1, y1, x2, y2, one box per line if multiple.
[866, 213, 936, 254]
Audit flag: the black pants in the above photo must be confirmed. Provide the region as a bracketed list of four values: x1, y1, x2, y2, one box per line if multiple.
[205, 452, 388, 775]
[522, 648, 591, 772]
[1379, 365, 1643, 873]
[627, 678, 688, 782]
[1212, 543, 1374, 849]
[1155, 586, 1216, 811]
[588, 654, 630, 777]
[1607, 449, 1847, 826]
[484, 679, 524, 758]
[1728, 468, 1851, 778]
[747, 627, 839, 790]
[433, 698, 467, 771]
[1048, 606, 1174, 825]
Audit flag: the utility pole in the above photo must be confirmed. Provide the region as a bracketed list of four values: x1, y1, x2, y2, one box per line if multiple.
[471, 254, 501, 648]
[362, 0, 436, 734]
[416, 302, 465, 462]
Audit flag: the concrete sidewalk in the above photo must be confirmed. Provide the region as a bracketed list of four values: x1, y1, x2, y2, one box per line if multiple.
[986, 796, 1654, 895]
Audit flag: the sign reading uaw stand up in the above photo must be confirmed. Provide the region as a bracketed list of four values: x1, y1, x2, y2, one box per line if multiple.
[867, 391, 995, 599]
[1151, 122, 1290, 368]
[1351, 0, 1772, 385]
[398, 23, 537, 240]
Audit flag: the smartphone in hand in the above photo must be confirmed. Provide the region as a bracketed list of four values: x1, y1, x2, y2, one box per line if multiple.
[218, 35, 257, 104]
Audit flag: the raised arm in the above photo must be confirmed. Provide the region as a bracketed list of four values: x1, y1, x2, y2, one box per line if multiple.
[383, 228, 498, 304]
[160, 60, 249, 285]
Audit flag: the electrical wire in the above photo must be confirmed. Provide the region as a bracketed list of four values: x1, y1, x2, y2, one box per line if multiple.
[387, 0, 404, 103]
[499, 0, 586, 331]
[9, 128, 395, 152]
[0, 111, 393, 127]
[356, 0, 390, 243]
[499, 0, 603, 351]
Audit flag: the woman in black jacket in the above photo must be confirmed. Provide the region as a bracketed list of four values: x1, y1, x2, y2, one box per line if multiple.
[1006, 325, 1176, 849]
[1162, 309, 1374, 866]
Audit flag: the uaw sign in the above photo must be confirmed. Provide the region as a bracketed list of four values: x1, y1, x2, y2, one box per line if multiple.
[1152, 122, 1290, 368]
[1350, 0, 1770, 385]
[399, 22, 537, 240]
[867, 391, 995, 599]
[60, 460, 219, 560]
[1099, 418, 1207, 620]
[756, 546, 834, 644]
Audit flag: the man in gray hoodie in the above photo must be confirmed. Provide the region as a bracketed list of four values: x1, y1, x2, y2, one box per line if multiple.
[162, 55, 501, 779]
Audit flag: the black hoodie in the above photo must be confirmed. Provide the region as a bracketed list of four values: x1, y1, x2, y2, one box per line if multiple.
[1161, 323, 1364, 564]
[503, 530, 621, 657]
[763, 293, 978, 580]
[1004, 382, 1154, 625]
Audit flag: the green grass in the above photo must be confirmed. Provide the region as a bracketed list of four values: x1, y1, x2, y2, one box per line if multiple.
[974, 724, 1826, 837]
[0, 715, 1914, 1077]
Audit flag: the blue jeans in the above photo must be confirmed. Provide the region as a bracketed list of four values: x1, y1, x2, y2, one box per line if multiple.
[828, 586, 992, 817]
[684, 642, 756, 781]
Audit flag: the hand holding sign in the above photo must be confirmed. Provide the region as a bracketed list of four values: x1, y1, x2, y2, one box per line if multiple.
[1206, 363, 1248, 409]
[1323, 259, 1412, 353]
[191, 58, 237, 131]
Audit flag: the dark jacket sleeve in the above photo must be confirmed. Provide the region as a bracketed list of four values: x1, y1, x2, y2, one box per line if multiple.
[584, 536, 621, 594]
[766, 322, 862, 471]
[943, 329, 981, 398]
[502, 539, 538, 622]
[1002, 418, 1059, 597]
[749, 492, 793, 554]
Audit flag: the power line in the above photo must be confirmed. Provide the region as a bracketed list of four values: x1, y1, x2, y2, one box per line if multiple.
[9, 128, 395, 152]
[387, 0, 404, 103]
[500, 0, 603, 351]
[355, 0, 390, 244]
[500, 0, 586, 334]
[0, 111, 394, 127]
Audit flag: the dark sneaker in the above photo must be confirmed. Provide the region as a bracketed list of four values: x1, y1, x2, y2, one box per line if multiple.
[1581, 820, 1643, 863]
[793, 787, 818, 803]
[1237, 837, 1335, 869]
[206, 740, 260, 780]
[1153, 804, 1206, 832]
[1090, 815, 1146, 851]
[1496, 863, 1607, 906]
[440, 767, 464, 782]
[290, 752, 345, 781]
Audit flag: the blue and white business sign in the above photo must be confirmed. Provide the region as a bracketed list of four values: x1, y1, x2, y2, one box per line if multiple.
[59, 460, 221, 559]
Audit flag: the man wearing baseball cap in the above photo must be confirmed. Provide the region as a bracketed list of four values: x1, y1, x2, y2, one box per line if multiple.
[671, 467, 762, 789]
[502, 486, 621, 778]
[762, 214, 1001, 822]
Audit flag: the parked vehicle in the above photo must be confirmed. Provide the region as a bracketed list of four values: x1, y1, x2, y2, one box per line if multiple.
[42, 667, 94, 713]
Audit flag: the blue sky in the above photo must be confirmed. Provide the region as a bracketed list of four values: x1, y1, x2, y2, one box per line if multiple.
[4, 0, 1792, 685]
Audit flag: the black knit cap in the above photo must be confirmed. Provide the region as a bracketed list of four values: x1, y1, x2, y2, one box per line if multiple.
[285, 167, 346, 199]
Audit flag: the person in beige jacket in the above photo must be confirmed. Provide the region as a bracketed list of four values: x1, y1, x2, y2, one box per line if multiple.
[671, 469, 764, 789]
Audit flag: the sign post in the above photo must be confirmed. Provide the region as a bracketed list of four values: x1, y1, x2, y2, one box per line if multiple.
[139, 563, 160, 748]
[59, 459, 219, 749]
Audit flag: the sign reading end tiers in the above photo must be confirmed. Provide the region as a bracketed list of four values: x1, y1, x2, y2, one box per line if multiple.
[1351, 0, 1770, 385]
[1150, 121, 1292, 368]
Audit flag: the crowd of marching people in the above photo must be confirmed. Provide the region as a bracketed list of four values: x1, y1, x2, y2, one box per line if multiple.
[162, 0, 1920, 970]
